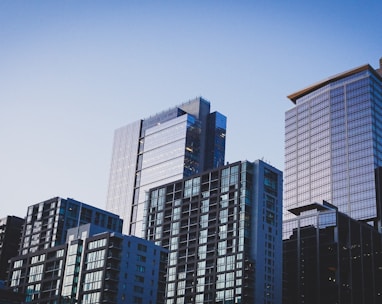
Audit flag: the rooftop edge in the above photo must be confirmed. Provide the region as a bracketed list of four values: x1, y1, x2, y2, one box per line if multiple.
[287, 63, 382, 104]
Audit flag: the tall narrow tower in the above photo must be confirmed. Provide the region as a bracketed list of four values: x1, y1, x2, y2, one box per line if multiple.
[284, 59, 382, 230]
[106, 97, 226, 236]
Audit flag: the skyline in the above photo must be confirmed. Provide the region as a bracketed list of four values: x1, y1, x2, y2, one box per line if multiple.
[1, 1, 381, 218]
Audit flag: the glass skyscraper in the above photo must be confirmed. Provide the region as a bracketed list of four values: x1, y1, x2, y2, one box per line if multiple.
[284, 60, 382, 230]
[106, 97, 226, 236]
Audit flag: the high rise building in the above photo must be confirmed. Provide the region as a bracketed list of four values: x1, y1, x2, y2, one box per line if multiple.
[284, 59, 382, 230]
[144, 160, 283, 304]
[8, 223, 167, 304]
[283, 201, 382, 304]
[106, 97, 226, 236]
[19, 197, 123, 255]
[0, 216, 24, 281]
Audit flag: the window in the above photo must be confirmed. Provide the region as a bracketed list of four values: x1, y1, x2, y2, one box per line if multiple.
[136, 265, 145, 273]
[28, 264, 44, 283]
[137, 243, 147, 252]
[83, 270, 103, 291]
[88, 238, 107, 250]
[133, 296, 143, 304]
[11, 270, 21, 287]
[14, 260, 23, 268]
[134, 285, 144, 294]
[137, 254, 146, 262]
[86, 249, 105, 270]
[83, 292, 100, 304]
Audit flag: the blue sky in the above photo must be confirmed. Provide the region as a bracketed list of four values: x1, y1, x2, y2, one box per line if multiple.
[1, 0, 381, 218]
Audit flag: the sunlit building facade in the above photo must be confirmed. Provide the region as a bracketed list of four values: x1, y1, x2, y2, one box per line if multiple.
[106, 97, 226, 236]
[144, 160, 283, 304]
[284, 60, 382, 230]
[283, 201, 382, 304]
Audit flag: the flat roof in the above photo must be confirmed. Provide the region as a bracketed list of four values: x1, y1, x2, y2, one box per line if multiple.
[287, 64, 381, 104]
[288, 202, 336, 215]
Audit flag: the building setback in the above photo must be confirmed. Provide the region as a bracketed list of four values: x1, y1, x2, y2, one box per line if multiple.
[0, 216, 24, 281]
[8, 223, 167, 304]
[106, 97, 226, 236]
[19, 197, 123, 255]
[284, 59, 382, 230]
[283, 201, 382, 304]
[144, 160, 283, 304]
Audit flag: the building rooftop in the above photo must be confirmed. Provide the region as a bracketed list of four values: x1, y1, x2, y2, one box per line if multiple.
[287, 62, 382, 104]
[288, 201, 337, 215]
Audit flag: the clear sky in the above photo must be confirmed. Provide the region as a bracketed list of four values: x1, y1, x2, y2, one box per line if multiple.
[1, 0, 381, 218]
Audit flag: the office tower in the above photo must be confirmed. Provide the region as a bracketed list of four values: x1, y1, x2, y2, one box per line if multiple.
[284, 60, 382, 229]
[106, 97, 227, 236]
[0, 216, 24, 281]
[19, 197, 123, 255]
[144, 160, 283, 304]
[283, 201, 382, 304]
[8, 223, 167, 304]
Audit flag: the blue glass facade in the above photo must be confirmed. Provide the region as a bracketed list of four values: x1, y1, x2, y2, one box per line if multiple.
[205, 111, 226, 170]
[284, 64, 382, 229]
[106, 97, 227, 236]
